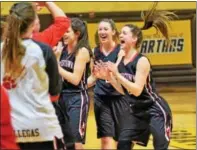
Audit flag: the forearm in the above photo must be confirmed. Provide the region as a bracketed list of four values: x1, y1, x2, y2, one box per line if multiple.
[87, 75, 97, 88]
[109, 73, 125, 95]
[45, 2, 66, 18]
[58, 65, 80, 86]
[115, 72, 142, 96]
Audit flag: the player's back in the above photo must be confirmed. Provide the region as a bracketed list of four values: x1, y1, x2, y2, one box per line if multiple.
[1, 39, 63, 142]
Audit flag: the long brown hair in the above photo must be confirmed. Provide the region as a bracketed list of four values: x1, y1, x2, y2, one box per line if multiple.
[71, 18, 93, 58]
[125, 2, 177, 48]
[2, 2, 36, 78]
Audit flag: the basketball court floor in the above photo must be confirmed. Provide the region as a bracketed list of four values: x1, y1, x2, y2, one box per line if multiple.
[84, 91, 196, 149]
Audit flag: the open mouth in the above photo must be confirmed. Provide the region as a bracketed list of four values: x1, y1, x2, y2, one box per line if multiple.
[120, 40, 125, 44]
[100, 35, 107, 40]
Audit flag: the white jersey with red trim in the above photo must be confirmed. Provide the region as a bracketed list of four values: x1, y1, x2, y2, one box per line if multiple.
[1, 39, 63, 142]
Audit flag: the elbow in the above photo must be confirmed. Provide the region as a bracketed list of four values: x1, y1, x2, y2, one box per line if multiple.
[132, 88, 143, 97]
[72, 79, 81, 86]
[120, 91, 125, 95]
[133, 92, 141, 97]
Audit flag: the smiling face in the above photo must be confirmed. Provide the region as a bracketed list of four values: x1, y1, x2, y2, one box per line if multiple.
[97, 21, 115, 45]
[62, 26, 78, 46]
[119, 26, 138, 52]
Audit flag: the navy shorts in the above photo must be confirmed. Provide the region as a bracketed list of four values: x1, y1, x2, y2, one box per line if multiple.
[52, 102, 74, 145]
[59, 91, 90, 144]
[117, 96, 172, 149]
[94, 94, 122, 141]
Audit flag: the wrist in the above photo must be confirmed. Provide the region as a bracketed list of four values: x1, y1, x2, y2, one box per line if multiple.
[58, 64, 61, 72]
[114, 70, 119, 77]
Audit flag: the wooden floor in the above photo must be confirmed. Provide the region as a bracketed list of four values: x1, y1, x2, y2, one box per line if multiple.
[83, 90, 196, 149]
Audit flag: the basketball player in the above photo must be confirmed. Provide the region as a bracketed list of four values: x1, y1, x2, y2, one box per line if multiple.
[87, 19, 124, 149]
[30, 2, 74, 149]
[104, 3, 175, 150]
[1, 2, 65, 149]
[53, 18, 93, 149]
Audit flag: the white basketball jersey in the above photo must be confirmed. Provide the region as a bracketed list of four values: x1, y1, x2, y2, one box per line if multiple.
[1, 39, 63, 142]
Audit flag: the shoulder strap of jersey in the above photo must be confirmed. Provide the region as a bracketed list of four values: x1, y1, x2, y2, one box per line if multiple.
[93, 46, 100, 55]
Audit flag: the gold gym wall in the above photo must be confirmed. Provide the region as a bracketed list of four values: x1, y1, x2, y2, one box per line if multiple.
[1, 2, 196, 86]
[1, 2, 196, 15]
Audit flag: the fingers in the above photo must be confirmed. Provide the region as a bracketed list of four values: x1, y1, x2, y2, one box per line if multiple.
[52, 46, 57, 52]
[93, 61, 111, 80]
[56, 42, 64, 55]
[106, 61, 114, 68]
[35, 2, 46, 7]
[32, 2, 45, 12]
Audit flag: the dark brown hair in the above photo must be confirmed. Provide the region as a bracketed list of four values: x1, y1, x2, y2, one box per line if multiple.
[125, 2, 177, 48]
[95, 18, 119, 46]
[71, 17, 93, 58]
[2, 2, 36, 78]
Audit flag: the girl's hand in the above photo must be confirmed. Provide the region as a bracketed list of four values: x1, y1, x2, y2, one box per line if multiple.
[32, 2, 46, 12]
[107, 61, 119, 75]
[53, 42, 64, 61]
[93, 61, 110, 81]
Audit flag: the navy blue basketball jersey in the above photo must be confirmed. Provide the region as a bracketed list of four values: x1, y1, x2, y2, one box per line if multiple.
[94, 44, 121, 96]
[60, 47, 90, 93]
[118, 53, 160, 107]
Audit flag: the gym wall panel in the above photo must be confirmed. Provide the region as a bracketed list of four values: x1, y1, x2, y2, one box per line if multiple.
[1, 2, 196, 15]
[88, 20, 192, 66]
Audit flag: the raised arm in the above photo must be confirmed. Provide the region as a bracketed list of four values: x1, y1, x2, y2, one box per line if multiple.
[32, 2, 70, 47]
[45, 2, 67, 18]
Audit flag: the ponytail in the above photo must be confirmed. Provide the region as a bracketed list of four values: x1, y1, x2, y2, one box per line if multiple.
[141, 2, 178, 45]
[2, 2, 36, 78]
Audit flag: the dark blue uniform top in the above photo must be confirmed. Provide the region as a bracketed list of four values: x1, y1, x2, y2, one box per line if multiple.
[59, 47, 90, 93]
[94, 44, 121, 96]
[118, 53, 160, 108]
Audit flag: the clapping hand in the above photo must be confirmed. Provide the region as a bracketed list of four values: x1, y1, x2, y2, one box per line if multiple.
[93, 60, 111, 81]
[106, 61, 119, 75]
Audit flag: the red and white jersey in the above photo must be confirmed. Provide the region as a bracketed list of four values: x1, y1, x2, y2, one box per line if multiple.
[1, 39, 63, 142]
